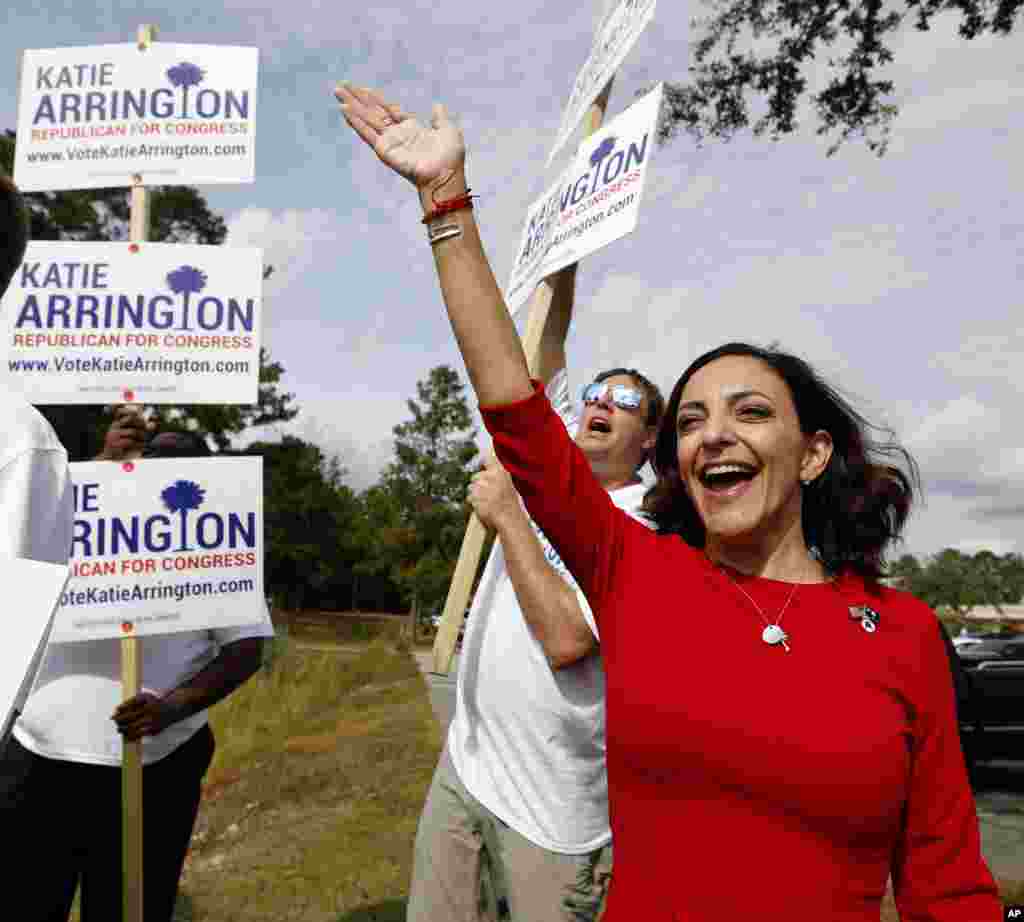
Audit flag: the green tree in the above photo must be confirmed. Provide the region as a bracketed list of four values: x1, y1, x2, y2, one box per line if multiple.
[921, 548, 981, 614]
[249, 436, 362, 611]
[348, 485, 408, 613]
[887, 552, 923, 589]
[2, 130, 226, 244]
[655, 0, 1021, 156]
[893, 547, 1024, 614]
[147, 347, 298, 453]
[382, 365, 479, 509]
[1, 130, 296, 457]
[996, 552, 1024, 603]
[374, 365, 480, 621]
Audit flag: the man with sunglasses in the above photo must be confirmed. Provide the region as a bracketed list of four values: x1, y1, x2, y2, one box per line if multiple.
[408, 266, 664, 922]
[5, 406, 272, 922]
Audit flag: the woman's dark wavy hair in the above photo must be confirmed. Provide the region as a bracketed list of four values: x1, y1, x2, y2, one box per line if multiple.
[642, 342, 921, 581]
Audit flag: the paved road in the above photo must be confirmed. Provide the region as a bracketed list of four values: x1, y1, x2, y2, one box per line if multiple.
[973, 763, 1024, 882]
[414, 650, 458, 736]
[411, 652, 1022, 882]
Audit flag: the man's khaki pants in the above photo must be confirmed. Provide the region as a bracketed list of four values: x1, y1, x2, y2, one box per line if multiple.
[407, 745, 612, 922]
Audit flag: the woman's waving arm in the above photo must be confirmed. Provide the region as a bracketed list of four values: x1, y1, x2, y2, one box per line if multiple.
[336, 84, 532, 408]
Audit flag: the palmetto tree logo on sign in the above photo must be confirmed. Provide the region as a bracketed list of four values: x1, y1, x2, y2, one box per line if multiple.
[166, 61, 206, 119]
[166, 265, 207, 331]
[590, 135, 617, 171]
[161, 479, 206, 551]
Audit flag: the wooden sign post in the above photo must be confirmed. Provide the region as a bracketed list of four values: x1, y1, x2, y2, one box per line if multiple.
[431, 6, 617, 675]
[120, 25, 156, 922]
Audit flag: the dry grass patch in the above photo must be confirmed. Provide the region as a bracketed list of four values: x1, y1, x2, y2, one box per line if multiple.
[176, 637, 442, 921]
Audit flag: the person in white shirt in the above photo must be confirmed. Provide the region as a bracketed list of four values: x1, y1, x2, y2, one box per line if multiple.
[1, 406, 273, 922]
[406, 266, 665, 922]
[0, 168, 73, 636]
[0, 175, 71, 565]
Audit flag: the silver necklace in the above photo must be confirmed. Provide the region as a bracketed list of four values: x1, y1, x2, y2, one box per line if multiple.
[719, 568, 797, 653]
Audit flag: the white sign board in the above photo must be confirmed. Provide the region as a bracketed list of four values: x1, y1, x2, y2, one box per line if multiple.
[1, 241, 262, 405]
[54, 457, 263, 642]
[0, 556, 70, 742]
[14, 43, 257, 192]
[547, 0, 657, 165]
[507, 85, 662, 315]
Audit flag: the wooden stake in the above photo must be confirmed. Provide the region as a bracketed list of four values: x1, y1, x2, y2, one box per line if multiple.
[431, 44, 617, 676]
[121, 631, 144, 922]
[121, 25, 156, 922]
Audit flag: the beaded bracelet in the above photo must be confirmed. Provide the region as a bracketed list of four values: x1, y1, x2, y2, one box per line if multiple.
[421, 189, 475, 225]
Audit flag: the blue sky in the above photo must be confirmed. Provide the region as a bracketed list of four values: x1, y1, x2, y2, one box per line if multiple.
[4, 1, 1023, 558]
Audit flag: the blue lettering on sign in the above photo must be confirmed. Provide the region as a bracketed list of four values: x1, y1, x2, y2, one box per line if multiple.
[556, 132, 649, 217]
[36, 63, 115, 91]
[603, 150, 625, 185]
[71, 511, 256, 559]
[14, 260, 255, 334]
[32, 87, 250, 125]
[518, 194, 560, 265]
[625, 135, 648, 173]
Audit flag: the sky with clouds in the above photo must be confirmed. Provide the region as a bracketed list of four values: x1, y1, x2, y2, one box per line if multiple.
[3, 0, 1022, 560]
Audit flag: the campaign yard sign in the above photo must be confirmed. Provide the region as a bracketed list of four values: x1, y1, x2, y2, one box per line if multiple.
[53, 457, 263, 642]
[547, 0, 658, 165]
[507, 84, 662, 315]
[0, 556, 70, 742]
[14, 43, 257, 192]
[1, 241, 262, 405]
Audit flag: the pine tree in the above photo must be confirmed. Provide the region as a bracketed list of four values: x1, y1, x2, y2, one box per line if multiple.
[375, 365, 480, 621]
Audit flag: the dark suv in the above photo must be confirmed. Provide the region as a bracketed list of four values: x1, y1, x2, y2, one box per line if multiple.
[955, 635, 1024, 763]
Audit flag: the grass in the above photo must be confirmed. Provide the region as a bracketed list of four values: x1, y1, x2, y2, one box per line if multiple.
[177, 633, 442, 921]
[273, 611, 408, 648]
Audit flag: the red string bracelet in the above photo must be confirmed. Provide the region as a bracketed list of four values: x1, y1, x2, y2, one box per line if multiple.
[421, 189, 475, 225]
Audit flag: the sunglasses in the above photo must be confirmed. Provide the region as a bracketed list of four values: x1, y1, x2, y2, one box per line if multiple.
[581, 381, 644, 411]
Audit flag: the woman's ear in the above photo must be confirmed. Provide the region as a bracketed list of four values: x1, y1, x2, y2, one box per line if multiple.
[801, 430, 833, 484]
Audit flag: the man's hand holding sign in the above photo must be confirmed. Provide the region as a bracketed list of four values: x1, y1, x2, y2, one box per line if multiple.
[96, 405, 153, 462]
[93, 409, 266, 743]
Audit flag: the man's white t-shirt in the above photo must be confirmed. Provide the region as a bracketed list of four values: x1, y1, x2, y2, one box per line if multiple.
[448, 369, 653, 854]
[14, 615, 274, 766]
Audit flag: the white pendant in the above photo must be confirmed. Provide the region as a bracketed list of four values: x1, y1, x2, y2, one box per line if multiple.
[762, 624, 788, 646]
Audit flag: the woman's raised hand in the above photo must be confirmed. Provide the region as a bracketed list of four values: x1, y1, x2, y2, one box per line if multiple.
[335, 83, 465, 191]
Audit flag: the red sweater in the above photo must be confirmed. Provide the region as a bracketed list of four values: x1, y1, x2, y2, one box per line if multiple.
[483, 383, 1001, 922]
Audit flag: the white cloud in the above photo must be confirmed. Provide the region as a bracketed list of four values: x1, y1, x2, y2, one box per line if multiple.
[980, 446, 1024, 487]
[905, 396, 1016, 488]
[225, 207, 344, 295]
[293, 415, 395, 492]
[931, 329, 1024, 389]
[953, 537, 1021, 556]
[903, 490, 1024, 558]
[672, 173, 718, 211]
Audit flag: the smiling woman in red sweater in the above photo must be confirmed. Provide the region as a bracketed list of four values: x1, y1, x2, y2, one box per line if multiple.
[335, 83, 1002, 922]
